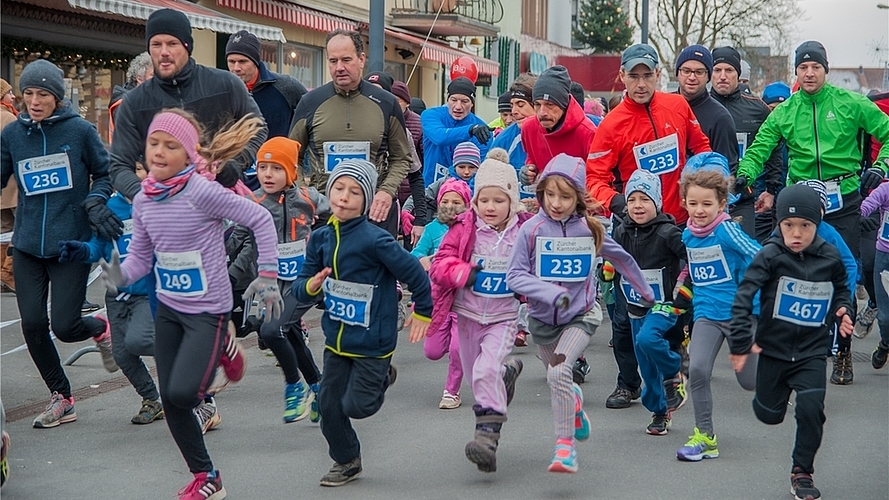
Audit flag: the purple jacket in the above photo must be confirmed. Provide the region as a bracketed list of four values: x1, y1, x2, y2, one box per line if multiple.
[861, 181, 889, 253]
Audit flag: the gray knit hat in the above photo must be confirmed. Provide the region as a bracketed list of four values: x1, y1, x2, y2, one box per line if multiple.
[533, 66, 571, 110]
[326, 159, 379, 215]
[19, 60, 65, 101]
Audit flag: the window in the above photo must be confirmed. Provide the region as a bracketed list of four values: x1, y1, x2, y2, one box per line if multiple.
[522, 0, 548, 38]
[261, 42, 323, 89]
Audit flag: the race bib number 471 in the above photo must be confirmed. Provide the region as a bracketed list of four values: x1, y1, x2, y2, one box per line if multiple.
[536, 237, 595, 282]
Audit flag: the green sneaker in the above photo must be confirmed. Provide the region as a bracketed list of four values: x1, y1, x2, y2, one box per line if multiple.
[676, 427, 719, 461]
[309, 383, 321, 423]
[284, 381, 313, 423]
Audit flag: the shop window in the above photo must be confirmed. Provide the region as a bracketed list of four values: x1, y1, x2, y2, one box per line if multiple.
[262, 42, 322, 89]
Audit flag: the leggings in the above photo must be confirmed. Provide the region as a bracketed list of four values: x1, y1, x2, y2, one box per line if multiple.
[154, 303, 228, 474]
[537, 327, 591, 440]
[257, 292, 320, 386]
[106, 294, 158, 401]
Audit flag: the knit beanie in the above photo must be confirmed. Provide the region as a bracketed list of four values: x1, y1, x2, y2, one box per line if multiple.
[762, 82, 791, 104]
[472, 147, 520, 215]
[795, 41, 829, 73]
[364, 71, 394, 92]
[776, 184, 822, 225]
[326, 159, 378, 216]
[712, 46, 742, 75]
[225, 30, 261, 68]
[257, 137, 301, 186]
[409, 97, 427, 115]
[532, 66, 571, 110]
[391, 81, 411, 104]
[437, 177, 472, 206]
[675, 44, 713, 80]
[497, 91, 512, 112]
[19, 60, 66, 101]
[147, 111, 200, 164]
[146, 8, 193, 55]
[452, 141, 481, 168]
[624, 169, 662, 211]
[795, 179, 828, 211]
[569, 81, 585, 107]
[447, 77, 476, 102]
[0, 79, 11, 98]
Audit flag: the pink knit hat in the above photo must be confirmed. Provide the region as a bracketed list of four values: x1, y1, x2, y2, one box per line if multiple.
[147, 111, 200, 164]
[437, 178, 471, 206]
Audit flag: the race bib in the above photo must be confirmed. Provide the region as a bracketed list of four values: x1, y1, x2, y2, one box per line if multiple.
[687, 245, 731, 285]
[18, 153, 73, 196]
[824, 181, 842, 214]
[736, 132, 748, 159]
[154, 250, 208, 297]
[773, 277, 833, 327]
[323, 141, 370, 173]
[277, 240, 306, 281]
[620, 268, 664, 307]
[114, 219, 134, 258]
[472, 255, 513, 298]
[880, 211, 889, 244]
[633, 134, 679, 175]
[323, 278, 374, 328]
[536, 237, 595, 282]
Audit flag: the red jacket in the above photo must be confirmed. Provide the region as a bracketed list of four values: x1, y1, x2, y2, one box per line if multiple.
[585, 92, 711, 223]
[521, 96, 597, 173]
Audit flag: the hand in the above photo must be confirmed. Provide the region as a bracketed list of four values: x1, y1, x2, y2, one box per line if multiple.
[729, 353, 748, 373]
[860, 213, 881, 232]
[307, 267, 332, 295]
[419, 256, 432, 271]
[369, 192, 393, 223]
[401, 210, 414, 236]
[860, 167, 885, 193]
[556, 294, 570, 310]
[519, 164, 538, 185]
[609, 194, 627, 215]
[754, 191, 775, 213]
[99, 251, 125, 295]
[836, 307, 854, 337]
[465, 265, 483, 288]
[733, 175, 750, 196]
[410, 224, 424, 246]
[83, 197, 123, 241]
[405, 311, 430, 343]
[58, 240, 90, 263]
[469, 124, 492, 145]
[243, 276, 284, 322]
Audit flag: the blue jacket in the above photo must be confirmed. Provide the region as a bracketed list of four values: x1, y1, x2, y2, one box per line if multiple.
[294, 215, 433, 358]
[410, 219, 449, 258]
[490, 123, 535, 199]
[421, 106, 489, 186]
[251, 61, 307, 139]
[0, 104, 113, 257]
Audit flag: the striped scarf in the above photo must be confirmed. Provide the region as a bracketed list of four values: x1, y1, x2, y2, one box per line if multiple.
[141, 164, 195, 201]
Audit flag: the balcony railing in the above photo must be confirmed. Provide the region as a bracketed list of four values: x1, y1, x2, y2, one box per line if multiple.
[393, 0, 504, 27]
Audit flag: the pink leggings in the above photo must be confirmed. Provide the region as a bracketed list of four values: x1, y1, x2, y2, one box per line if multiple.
[424, 312, 463, 395]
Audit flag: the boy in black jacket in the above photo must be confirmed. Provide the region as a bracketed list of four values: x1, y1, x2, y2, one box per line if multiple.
[729, 184, 853, 500]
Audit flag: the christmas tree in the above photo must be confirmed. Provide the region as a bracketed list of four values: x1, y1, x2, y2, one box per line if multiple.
[573, 0, 633, 53]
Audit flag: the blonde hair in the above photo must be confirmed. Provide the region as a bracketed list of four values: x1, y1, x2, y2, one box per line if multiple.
[161, 108, 264, 173]
[536, 174, 605, 253]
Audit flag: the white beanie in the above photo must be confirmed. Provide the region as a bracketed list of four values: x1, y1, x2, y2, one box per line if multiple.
[472, 148, 520, 215]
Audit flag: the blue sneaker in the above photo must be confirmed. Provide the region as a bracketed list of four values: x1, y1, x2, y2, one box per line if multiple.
[283, 381, 313, 423]
[676, 427, 719, 461]
[309, 382, 321, 423]
[547, 438, 578, 473]
[573, 383, 591, 441]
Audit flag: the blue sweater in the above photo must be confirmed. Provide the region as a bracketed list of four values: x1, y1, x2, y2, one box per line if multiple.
[490, 123, 536, 200]
[421, 106, 489, 186]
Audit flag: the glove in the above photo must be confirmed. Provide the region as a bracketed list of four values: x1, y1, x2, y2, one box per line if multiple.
[82, 197, 123, 241]
[861, 213, 881, 232]
[465, 264, 483, 288]
[609, 194, 627, 215]
[242, 276, 284, 322]
[58, 240, 90, 263]
[214, 162, 240, 188]
[401, 210, 415, 236]
[733, 175, 751, 196]
[519, 164, 537, 185]
[672, 284, 693, 312]
[600, 261, 615, 282]
[99, 251, 125, 295]
[469, 124, 492, 145]
[860, 167, 886, 193]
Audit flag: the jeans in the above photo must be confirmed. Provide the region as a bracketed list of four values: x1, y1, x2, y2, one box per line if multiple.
[873, 250, 889, 345]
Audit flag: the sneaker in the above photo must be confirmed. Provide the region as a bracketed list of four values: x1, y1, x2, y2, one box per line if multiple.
[873, 341, 889, 369]
[283, 381, 314, 423]
[676, 427, 719, 461]
[131, 399, 164, 425]
[645, 413, 670, 435]
[790, 468, 821, 500]
[605, 386, 641, 409]
[503, 357, 524, 405]
[93, 316, 119, 373]
[0, 431, 8, 487]
[33, 392, 76, 428]
[573, 383, 591, 441]
[856, 284, 868, 301]
[208, 367, 230, 395]
[319, 456, 362, 487]
[664, 374, 688, 413]
[514, 330, 528, 347]
[177, 469, 226, 500]
[194, 397, 221, 435]
[81, 299, 100, 313]
[439, 390, 461, 409]
[388, 364, 398, 388]
[830, 351, 854, 385]
[547, 438, 578, 473]
[572, 356, 590, 384]
[301, 320, 310, 345]
[219, 330, 246, 382]
[396, 302, 407, 331]
[853, 304, 878, 339]
[309, 383, 321, 423]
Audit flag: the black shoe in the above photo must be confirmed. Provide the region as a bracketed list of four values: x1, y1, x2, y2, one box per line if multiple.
[873, 341, 889, 370]
[503, 357, 523, 405]
[388, 363, 398, 388]
[319, 457, 362, 487]
[572, 356, 590, 384]
[790, 467, 821, 500]
[645, 413, 670, 435]
[81, 300, 100, 313]
[830, 351, 853, 385]
[664, 374, 688, 413]
[605, 386, 640, 409]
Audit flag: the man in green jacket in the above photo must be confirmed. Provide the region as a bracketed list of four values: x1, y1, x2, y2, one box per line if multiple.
[736, 40, 889, 386]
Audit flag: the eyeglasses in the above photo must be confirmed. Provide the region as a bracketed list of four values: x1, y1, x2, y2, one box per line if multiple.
[678, 68, 708, 77]
[625, 72, 656, 82]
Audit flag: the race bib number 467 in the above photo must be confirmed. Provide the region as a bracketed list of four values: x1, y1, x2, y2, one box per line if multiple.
[773, 277, 833, 327]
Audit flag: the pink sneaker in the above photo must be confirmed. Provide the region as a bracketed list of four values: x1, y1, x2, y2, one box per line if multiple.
[219, 327, 246, 383]
[93, 315, 119, 373]
[178, 470, 226, 500]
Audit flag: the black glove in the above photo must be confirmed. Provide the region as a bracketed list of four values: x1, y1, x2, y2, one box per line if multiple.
[465, 264, 484, 288]
[609, 194, 627, 215]
[860, 167, 886, 193]
[469, 124, 492, 145]
[861, 213, 881, 232]
[58, 240, 90, 263]
[215, 162, 240, 188]
[82, 197, 123, 241]
[733, 175, 751, 196]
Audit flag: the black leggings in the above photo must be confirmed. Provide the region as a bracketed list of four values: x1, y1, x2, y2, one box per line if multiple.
[154, 303, 229, 474]
[14, 249, 105, 398]
[257, 292, 321, 386]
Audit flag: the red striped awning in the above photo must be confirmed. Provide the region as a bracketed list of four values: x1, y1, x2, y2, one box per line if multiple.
[385, 29, 500, 76]
[216, 0, 356, 33]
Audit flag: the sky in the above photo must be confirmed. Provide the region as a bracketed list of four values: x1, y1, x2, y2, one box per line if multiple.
[796, 0, 889, 68]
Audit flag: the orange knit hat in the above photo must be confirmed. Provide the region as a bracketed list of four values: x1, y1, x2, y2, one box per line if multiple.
[256, 137, 301, 186]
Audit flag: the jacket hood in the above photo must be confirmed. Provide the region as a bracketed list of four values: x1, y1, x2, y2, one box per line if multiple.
[110, 82, 136, 106]
[17, 101, 79, 129]
[546, 98, 589, 136]
[256, 60, 278, 86]
[537, 153, 587, 201]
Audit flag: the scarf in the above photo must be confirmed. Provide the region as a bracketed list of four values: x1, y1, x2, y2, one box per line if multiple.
[686, 211, 731, 238]
[141, 164, 195, 201]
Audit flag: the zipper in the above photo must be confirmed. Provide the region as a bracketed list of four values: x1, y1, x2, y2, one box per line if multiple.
[39, 124, 47, 257]
[812, 102, 822, 180]
[280, 193, 288, 242]
[645, 103, 659, 139]
[553, 220, 568, 325]
[333, 220, 344, 352]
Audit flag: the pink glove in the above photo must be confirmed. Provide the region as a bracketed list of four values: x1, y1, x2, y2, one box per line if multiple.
[401, 210, 415, 236]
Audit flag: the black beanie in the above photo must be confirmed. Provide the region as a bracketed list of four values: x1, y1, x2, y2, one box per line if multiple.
[364, 71, 394, 92]
[533, 65, 571, 110]
[146, 9, 193, 55]
[447, 76, 476, 101]
[569, 81, 585, 107]
[776, 184, 822, 225]
[795, 41, 829, 73]
[712, 47, 742, 75]
[225, 30, 261, 68]
[497, 91, 512, 112]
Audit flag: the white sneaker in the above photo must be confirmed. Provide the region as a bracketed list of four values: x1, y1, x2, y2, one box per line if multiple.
[439, 390, 461, 409]
[853, 305, 879, 339]
[194, 397, 221, 435]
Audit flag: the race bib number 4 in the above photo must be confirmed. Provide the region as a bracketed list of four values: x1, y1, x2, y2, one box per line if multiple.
[277, 240, 306, 281]
[19, 153, 73, 196]
[773, 277, 833, 327]
[633, 134, 679, 175]
[687, 245, 731, 285]
[323, 142, 370, 173]
[472, 255, 513, 298]
[880, 211, 889, 244]
[323, 278, 374, 328]
[154, 250, 208, 297]
[114, 219, 134, 258]
[620, 268, 664, 307]
[536, 237, 595, 282]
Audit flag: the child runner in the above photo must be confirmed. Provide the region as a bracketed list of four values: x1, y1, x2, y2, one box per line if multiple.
[404, 141, 479, 222]
[412, 177, 472, 409]
[58, 162, 163, 424]
[100, 109, 283, 500]
[729, 184, 853, 500]
[676, 154, 761, 462]
[229, 136, 327, 423]
[293, 159, 432, 487]
[507, 153, 653, 473]
[429, 148, 529, 473]
[859, 179, 889, 369]
[610, 169, 691, 436]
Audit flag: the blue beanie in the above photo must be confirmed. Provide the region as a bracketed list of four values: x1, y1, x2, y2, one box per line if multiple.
[625, 170, 662, 211]
[675, 45, 713, 80]
[762, 82, 791, 105]
[683, 152, 739, 204]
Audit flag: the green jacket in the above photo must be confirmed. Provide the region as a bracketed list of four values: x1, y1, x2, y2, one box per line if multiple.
[738, 83, 889, 195]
